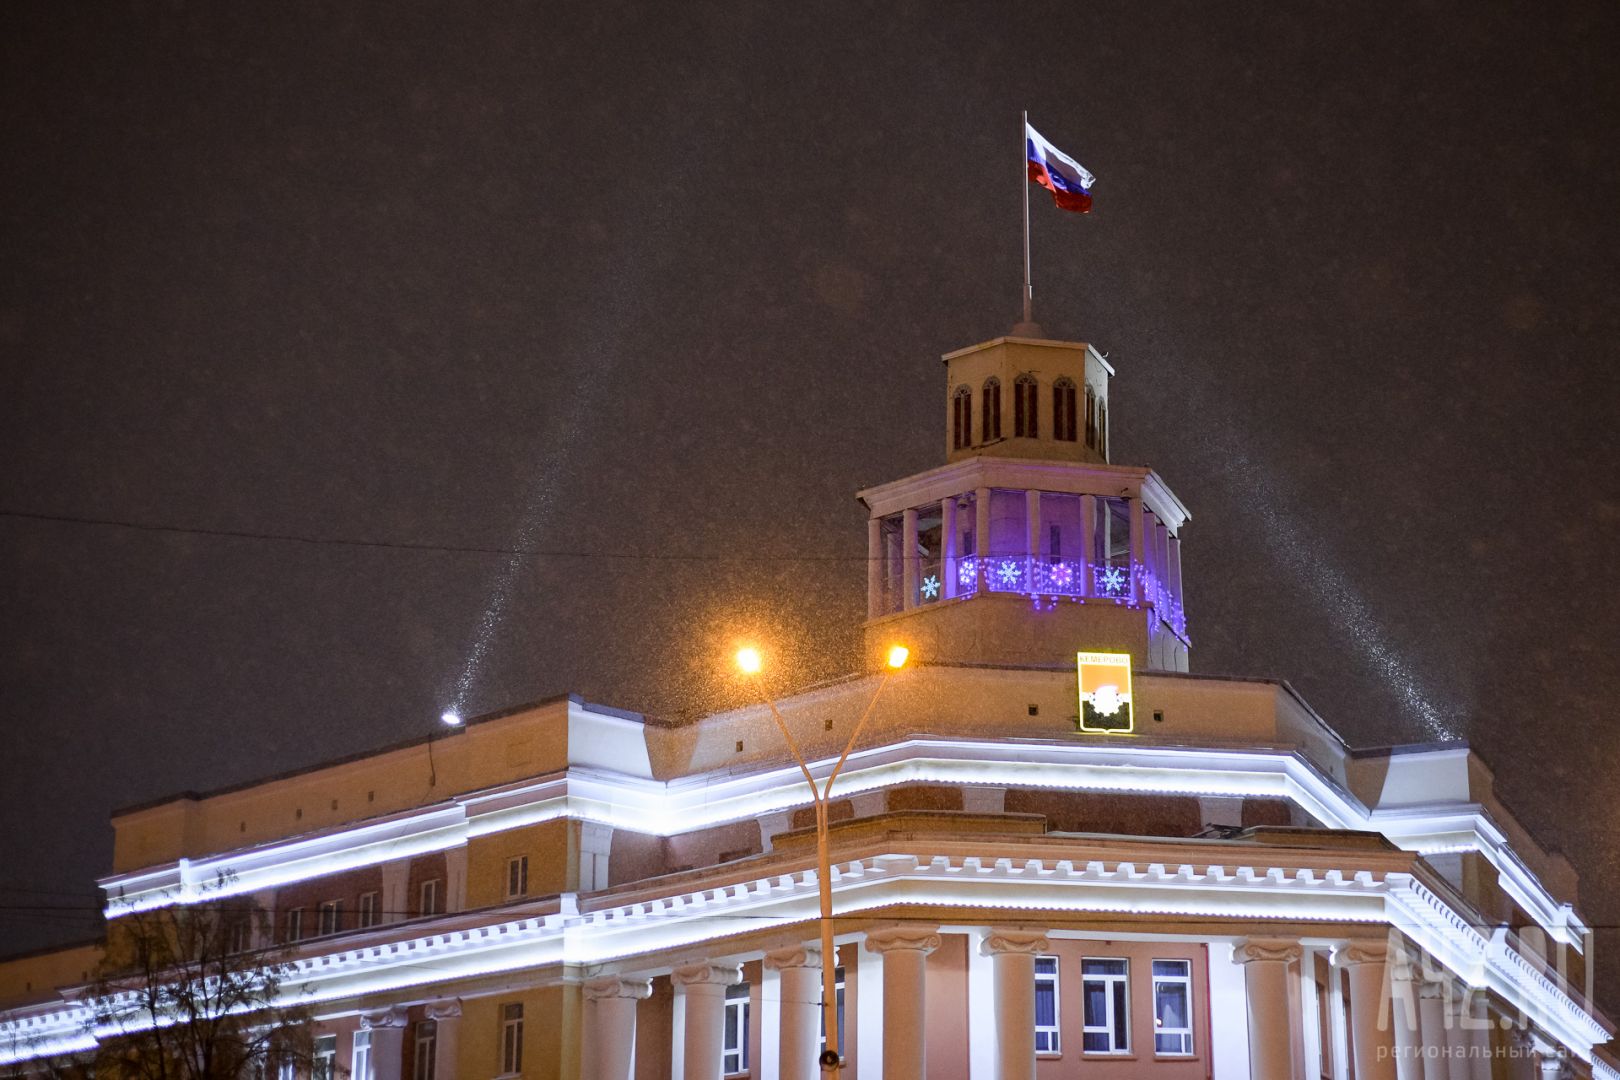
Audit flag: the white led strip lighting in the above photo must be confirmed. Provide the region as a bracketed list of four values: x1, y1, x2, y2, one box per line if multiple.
[16, 849, 1608, 1066]
[97, 737, 1586, 953]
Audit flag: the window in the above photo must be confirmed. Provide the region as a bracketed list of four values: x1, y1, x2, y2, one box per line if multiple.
[1014, 374, 1038, 438]
[1053, 378, 1078, 441]
[952, 385, 972, 449]
[357, 891, 380, 929]
[723, 985, 750, 1074]
[419, 879, 441, 917]
[413, 1020, 437, 1080]
[1081, 958, 1130, 1053]
[284, 908, 303, 943]
[226, 917, 251, 954]
[1097, 401, 1108, 457]
[317, 899, 342, 937]
[1035, 956, 1061, 1054]
[1084, 385, 1097, 447]
[277, 1058, 296, 1080]
[819, 966, 847, 1058]
[1152, 960, 1194, 1055]
[506, 856, 529, 899]
[982, 378, 1002, 441]
[352, 1031, 371, 1080]
[500, 1003, 524, 1075]
[313, 1036, 336, 1080]
[1049, 525, 1062, 564]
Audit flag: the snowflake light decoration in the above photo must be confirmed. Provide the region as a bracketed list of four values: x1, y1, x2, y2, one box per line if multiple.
[995, 559, 1023, 587]
[1049, 562, 1074, 589]
[957, 558, 978, 589]
[920, 574, 940, 600]
[1095, 564, 1129, 597]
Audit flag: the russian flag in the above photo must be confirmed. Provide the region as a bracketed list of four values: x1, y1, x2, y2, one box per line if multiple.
[1026, 122, 1095, 213]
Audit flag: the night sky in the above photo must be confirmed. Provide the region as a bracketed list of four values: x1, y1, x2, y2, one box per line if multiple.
[4, 0, 1618, 1012]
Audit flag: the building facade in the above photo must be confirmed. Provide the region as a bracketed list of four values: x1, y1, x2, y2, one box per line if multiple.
[1, 332, 1613, 1079]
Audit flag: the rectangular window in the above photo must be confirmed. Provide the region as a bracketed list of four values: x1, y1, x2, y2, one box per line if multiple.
[819, 966, 847, 1058]
[357, 891, 380, 929]
[413, 1020, 437, 1080]
[317, 899, 342, 937]
[226, 917, 251, 954]
[277, 1059, 296, 1080]
[284, 908, 303, 943]
[1035, 955, 1061, 1054]
[352, 1031, 371, 1080]
[722, 985, 750, 1075]
[313, 1035, 336, 1080]
[500, 1003, 523, 1075]
[1081, 957, 1130, 1053]
[419, 879, 441, 917]
[506, 855, 529, 899]
[1049, 524, 1062, 563]
[1152, 959, 1194, 1055]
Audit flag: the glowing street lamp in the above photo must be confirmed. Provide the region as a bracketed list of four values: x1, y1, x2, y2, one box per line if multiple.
[736, 642, 911, 1074]
[440, 710, 463, 726]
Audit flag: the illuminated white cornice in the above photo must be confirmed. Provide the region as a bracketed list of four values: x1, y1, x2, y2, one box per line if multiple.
[98, 735, 1582, 952]
[23, 845, 1610, 1066]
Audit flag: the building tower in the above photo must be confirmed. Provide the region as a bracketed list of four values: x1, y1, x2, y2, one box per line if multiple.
[858, 332, 1191, 672]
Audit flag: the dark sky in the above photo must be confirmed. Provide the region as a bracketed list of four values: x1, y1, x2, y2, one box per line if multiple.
[4, 0, 1618, 1010]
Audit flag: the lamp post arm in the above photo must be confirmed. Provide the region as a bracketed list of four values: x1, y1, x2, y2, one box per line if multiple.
[822, 670, 893, 802]
[750, 675, 820, 801]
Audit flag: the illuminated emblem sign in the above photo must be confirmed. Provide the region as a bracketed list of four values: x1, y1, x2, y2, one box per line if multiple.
[1076, 651, 1134, 734]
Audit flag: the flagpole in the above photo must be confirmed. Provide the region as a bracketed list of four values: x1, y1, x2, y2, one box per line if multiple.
[1021, 109, 1033, 327]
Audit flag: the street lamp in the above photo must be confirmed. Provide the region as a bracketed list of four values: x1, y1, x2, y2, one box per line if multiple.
[735, 643, 911, 1074]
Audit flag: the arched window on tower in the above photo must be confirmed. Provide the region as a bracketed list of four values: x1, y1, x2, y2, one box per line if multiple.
[951, 385, 972, 450]
[1053, 377, 1078, 442]
[1098, 400, 1108, 458]
[1014, 375, 1038, 438]
[1084, 386, 1098, 448]
[982, 378, 1002, 442]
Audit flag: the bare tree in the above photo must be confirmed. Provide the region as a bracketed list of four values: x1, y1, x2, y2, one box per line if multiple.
[6, 878, 319, 1080]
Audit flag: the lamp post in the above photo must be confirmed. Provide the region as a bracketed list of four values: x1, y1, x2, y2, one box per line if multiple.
[737, 643, 910, 1074]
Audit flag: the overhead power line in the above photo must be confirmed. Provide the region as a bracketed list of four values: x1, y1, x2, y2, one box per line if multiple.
[0, 508, 870, 563]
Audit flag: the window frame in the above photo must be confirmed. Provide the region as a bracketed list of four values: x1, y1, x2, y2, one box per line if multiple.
[1035, 955, 1061, 1056]
[1014, 374, 1038, 438]
[419, 878, 441, 917]
[982, 377, 1002, 441]
[952, 385, 972, 450]
[352, 1030, 371, 1080]
[357, 890, 380, 929]
[317, 899, 342, 937]
[818, 965, 847, 1059]
[722, 985, 750, 1075]
[1053, 377, 1078, 442]
[313, 1035, 336, 1080]
[500, 1003, 524, 1076]
[284, 908, 303, 944]
[1151, 959, 1195, 1056]
[413, 1020, 437, 1080]
[1081, 956, 1131, 1054]
[506, 855, 529, 900]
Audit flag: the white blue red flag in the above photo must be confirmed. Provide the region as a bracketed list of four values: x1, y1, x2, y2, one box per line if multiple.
[1025, 122, 1095, 213]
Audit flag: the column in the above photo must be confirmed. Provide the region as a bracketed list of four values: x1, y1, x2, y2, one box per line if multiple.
[359, 1008, 408, 1080]
[583, 977, 652, 1080]
[867, 518, 882, 618]
[1461, 993, 1493, 1080]
[444, 847, 467, 912]
[1154, 519, 1170, 604]
[1079, 494, 1096, 596]
[942, 497, 958, 599]
[673, 963, 742, 1080]
[1233, 938, 1302, 1080]
[1442, 993, 1471, 1080]
[1384, 959, 1422, 1080]
[981, 929, 1048, 1080]
[974, 487, 991, 591]
[249, 889, 277, 949]
[864, 926, 941, 1080]
[1537, 1050, 1568, 1080]
[1417, 981, 1449, 1080]
[425, 1000, 461, 1080]
[1340, 940, 1399, 1080]
[1504, 1030, 1539, 1080]
[1167, 532, 1183, 607]
[380, 860, 409, 925]
[765, 946, 821, 1080]
[1025, 489, 1041, 568]
[902, 507, 919, 610]
[1128, 497, 1146, 603]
